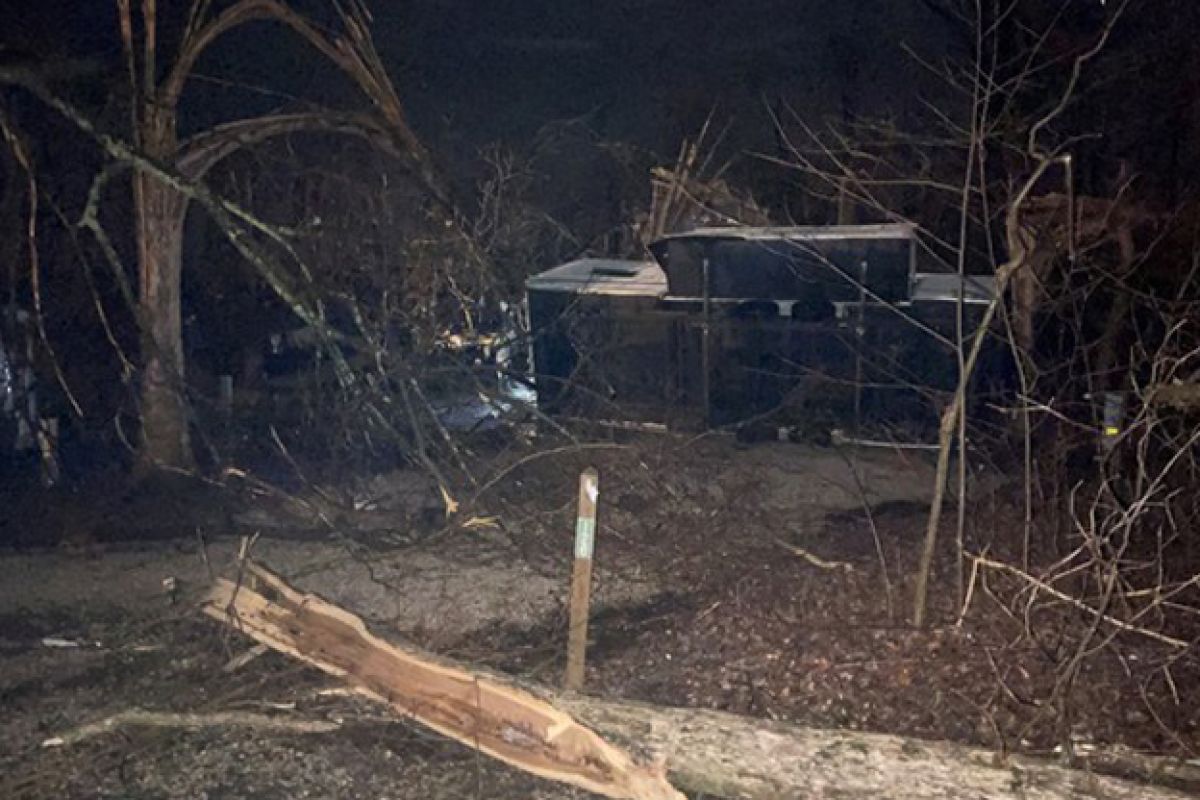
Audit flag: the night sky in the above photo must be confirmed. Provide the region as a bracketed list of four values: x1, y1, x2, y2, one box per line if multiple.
[7, 1, 1192, 201]
[3, 1, 944, 163]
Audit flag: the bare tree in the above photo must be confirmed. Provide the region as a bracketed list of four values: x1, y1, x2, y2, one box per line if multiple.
[108, 0, 436, 470]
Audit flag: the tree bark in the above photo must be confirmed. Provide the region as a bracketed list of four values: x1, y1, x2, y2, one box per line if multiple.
[202, 565, 1195, 800]
[552, 696, 1196, 800]
[112, 0, 446, 473]
[2, 8, 439, 474]
[134, 103, 192, 471]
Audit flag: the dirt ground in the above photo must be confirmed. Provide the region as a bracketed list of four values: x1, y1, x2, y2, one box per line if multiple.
[1, 434, 1198, 799]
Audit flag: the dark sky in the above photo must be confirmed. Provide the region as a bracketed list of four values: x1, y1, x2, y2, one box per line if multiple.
[10, 1, 1189, 209]
[2, 0, 944, 159]
[381, 1, 942, 146]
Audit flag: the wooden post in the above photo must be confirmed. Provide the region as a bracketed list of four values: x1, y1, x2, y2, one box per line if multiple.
[565, 467, 599, 691]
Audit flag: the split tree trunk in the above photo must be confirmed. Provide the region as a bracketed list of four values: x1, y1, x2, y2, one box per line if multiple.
[203, 567, 683, 800]
[106, 0, 447, 473]
[203, 565, 1195, 800]
[134, 104, 192, 471]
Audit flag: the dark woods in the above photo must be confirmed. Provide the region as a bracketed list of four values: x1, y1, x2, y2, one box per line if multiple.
[0, 0, 1197, 756]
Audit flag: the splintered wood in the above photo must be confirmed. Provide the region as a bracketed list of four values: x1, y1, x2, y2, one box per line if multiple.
[202, 565, 1195, 800]
[201, 565, 683, 800]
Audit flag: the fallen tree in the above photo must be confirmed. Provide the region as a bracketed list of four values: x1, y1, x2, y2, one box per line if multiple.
[203, 565, 683, 800]
[202, 565, 1196, 800]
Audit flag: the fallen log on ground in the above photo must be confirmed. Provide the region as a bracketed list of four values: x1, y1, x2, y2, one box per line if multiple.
[203, 565, 683, 800]
[201, 564, 1196, 800]
[549, 696, 1199, 800]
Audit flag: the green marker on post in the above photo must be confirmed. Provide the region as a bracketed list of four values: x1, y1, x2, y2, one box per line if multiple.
[565, 467, 599, 691]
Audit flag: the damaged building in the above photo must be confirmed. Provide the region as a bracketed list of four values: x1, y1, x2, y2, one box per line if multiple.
[526, 224, 1002, 437]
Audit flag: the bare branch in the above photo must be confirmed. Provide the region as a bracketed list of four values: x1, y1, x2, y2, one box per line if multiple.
[177, 111, 397, 179]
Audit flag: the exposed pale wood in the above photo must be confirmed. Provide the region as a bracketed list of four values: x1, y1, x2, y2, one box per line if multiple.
[201, 567, 682, 800]
[222, 642, 269, 672]
[201, 564, 1196, 800]
[774, 538, 854, 572]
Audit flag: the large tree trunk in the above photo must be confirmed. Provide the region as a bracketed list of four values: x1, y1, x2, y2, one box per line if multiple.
[203, 565, 1196, 800]
[554, 696, 1197, 800]
[108, 0, 445, 474]
[134, 105, 192, 471]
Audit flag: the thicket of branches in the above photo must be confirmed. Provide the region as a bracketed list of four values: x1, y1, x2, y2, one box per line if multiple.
[762, 0, 1200, 751]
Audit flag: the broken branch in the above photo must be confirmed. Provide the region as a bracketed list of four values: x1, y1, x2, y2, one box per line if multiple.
[775, 538, 855, 572]
[202, 563, 1194, 800]
[202, 564, 683, 800]
[41, 709, 339, 748]
[968, 554, 1192, 648]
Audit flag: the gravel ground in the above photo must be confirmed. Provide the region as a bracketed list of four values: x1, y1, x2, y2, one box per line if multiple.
[4, 436, 1192, 799]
